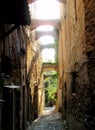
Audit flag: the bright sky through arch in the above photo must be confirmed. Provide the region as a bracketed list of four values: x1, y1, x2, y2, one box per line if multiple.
[29, 0, 60, 62]
[42, 48, 55, 63]
[39, 35, 55, 45]
[36, 25, 54, 32]
[35, 0, 60, 20]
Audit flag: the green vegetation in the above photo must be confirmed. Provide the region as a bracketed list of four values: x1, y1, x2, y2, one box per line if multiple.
[54, 38, 58, 64]
[44, 71, 58, 106]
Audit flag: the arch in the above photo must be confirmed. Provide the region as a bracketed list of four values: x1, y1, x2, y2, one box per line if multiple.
[43, 70, 58, 75]
[31, 19, 60, 30]
[42, 63, 58, 72]
[35, 31, 58, 40]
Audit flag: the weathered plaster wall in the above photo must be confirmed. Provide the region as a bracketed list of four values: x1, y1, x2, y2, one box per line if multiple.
[59, 0, 95, 129]
[58, 0, 86, 111]
[56, 29, 63, 112]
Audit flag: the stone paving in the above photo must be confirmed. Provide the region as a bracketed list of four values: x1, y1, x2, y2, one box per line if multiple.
[27, 106, 67, 130]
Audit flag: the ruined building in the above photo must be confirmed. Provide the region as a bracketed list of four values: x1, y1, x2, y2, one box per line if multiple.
[0, 0, 95, 130]
[58, 0, 95, 129]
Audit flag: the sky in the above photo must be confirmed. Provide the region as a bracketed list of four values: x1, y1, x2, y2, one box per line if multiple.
[39, 35, 55, 62]
[39, 35, 55, 45]
[36, 25, 54, 32]
[42, 48, 56, 63]
[29, 0, 60, 19]
[34, 0, 60, 20]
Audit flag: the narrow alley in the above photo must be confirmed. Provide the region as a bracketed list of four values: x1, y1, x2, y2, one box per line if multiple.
[0, 0, 95, 130]
[27, 106, 66, 130]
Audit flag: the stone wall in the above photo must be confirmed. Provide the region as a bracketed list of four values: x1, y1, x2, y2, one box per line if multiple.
[59, 0, 95, 129]
[26, 28, 44, 122]
[0, 23, 44, 130]
[84, 0, 95, 47]
[59, 0, 86, 111]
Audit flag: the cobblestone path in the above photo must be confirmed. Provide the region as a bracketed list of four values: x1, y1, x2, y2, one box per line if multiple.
[27, 107, 66, 130]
